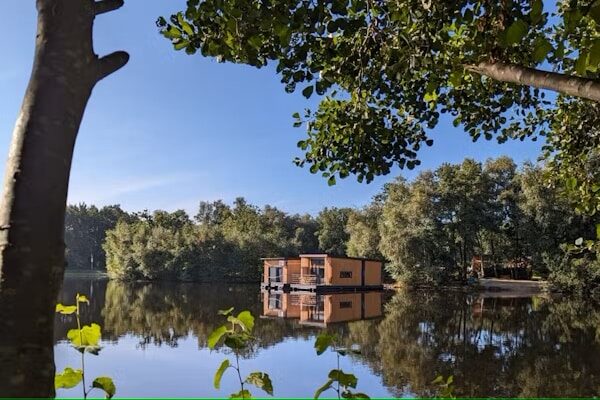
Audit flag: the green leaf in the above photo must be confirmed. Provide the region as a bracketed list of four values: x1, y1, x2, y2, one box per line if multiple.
[328, 176, 336, 186]
[218, 307, 235, 316]
[344, 392, 370, 398]
[589, 40, 600, 69]
[314, 379, 334, 399]
[292, 112, 300, 119]
[329, 369, 357, 388]
[92, 376, 116, 399]
[533, 38, 552, 63]
[424, 91, 438, 103]
[505, 19, 528, 45]
[214, 359, 230, 389]
[566, 177, 578, 191]
[530, 0, 543, 24]
[224, 333, 248, 350]
[596, 223, 600, 240]
[174, 40, 191, 51]
[432, 376, 445, 385]
[55, 304, 77, 315]
[448, 70, 463, 88]
[163, 26, 182, 39]
[76, 294, 89, 304]
[177, 13, 194, 36]
[314, 333, 334, 355]
[208, 324, 229, 349]
[55, 367, 83, 390]
[576, 51, 589, 76]
[302, 86, 314, 99]
[230, 389, 252, 398]
[236, 310, 255, 332]
[590, 1, 600, 25]
[67, 323, 101, 348]
[245, 372, 273, 395]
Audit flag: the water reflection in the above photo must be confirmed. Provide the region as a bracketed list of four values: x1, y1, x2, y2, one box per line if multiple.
[54, 278, 600, 397]
[262, 291, 383, 327]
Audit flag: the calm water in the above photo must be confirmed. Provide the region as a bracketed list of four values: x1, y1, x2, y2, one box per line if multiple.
[55, 277, 600, 398]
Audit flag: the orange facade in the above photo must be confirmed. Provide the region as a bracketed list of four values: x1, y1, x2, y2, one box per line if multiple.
[263, 254, 383, 288]
[262, 291, 383, 326]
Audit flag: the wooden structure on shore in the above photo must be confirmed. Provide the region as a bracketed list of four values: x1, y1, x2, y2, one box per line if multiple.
[470, 255, 533, 280]
[261, 254, 383, 292]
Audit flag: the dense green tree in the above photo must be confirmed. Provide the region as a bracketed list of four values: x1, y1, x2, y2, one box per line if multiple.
[315, 207, 352, 256]
[64, 203, 133, 270]
[379, 174, 453, 285]
[378, 157, 596, 285]
[436, 159, 494, 279]
[104, 198, 322, 282]
[346, 202, 383, 260]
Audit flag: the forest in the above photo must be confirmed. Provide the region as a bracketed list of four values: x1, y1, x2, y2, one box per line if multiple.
[65, 156, 599, 295]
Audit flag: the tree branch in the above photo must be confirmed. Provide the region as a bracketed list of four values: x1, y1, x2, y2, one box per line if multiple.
[97, 51, 129, 81]
[465, 61, 600, 103]
[94, 0, 124, 16]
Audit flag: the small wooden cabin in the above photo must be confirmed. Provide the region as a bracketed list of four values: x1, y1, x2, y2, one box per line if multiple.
[262, 291, 383, 327]
[261, 254, 383, 292]
[470, 255, 533, 280]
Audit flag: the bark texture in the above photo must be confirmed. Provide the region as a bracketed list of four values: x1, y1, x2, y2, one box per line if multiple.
[466, 61, 600, 102]
[0, 0, 127, 397]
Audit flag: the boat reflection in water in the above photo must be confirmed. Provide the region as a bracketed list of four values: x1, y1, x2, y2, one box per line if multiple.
[262, 290, 383, 327]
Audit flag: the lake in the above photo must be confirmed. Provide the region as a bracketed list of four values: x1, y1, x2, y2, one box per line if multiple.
[55, 277, 600, 398]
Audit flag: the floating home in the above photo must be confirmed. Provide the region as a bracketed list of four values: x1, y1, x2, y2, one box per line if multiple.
[262, 291, 383, 327]
[261, 254, 383, 292]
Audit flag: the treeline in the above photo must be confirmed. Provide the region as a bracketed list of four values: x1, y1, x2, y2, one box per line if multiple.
[350, 157, 598, 288]
[64, 156, 599, 292]
[65, 198, 352, 282]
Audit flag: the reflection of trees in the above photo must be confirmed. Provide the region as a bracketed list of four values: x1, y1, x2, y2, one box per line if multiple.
[55, 280, 600, 397]
[366, 291, 600, 397]
[54, 277, 108, 341]
[101, 281, 268, 348]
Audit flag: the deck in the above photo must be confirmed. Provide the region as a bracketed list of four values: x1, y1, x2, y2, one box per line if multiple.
[478, 278, 547, 294]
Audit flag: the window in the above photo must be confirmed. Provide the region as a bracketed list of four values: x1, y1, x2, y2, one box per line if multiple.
[269, 266, 282, 282]
[340, 271, 352, 279]
[339, 301, 353, 309]
[268, 294, 282, 309]
[311, 258, 325, 266]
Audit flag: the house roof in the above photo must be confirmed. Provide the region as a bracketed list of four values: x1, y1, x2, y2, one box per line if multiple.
[299, 254, 385, 263]
[260, 257, 301, 261]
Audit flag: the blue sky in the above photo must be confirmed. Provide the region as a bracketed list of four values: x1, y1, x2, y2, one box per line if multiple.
[0, 1, 543, 216]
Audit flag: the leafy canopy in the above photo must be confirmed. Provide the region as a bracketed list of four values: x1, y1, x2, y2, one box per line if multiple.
[159, 0, 600, 185]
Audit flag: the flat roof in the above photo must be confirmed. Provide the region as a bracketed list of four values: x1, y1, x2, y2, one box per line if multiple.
[299, 254, 385, 263]
[260, 257, 301, 261]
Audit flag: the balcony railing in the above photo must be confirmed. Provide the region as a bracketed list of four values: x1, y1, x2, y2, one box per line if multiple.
[290, 273, 324, 285]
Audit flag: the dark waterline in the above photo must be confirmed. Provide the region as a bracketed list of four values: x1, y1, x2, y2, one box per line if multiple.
[55, 277, 600, 398]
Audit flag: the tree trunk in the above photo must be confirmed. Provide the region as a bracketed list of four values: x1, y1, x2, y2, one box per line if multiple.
[0, 0, 127, 397]
[465, 61, 600, 102]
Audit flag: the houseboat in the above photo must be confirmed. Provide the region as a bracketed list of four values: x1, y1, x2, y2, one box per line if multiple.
[262, 291, 383, 327]
[261, 254, 384, 292]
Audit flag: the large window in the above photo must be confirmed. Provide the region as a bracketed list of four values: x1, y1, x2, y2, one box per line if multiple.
[311, 258, 325, 267]
[269, 266, 282, 282]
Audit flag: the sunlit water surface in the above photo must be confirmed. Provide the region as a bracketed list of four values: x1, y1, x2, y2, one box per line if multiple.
[55, 277, 600, 398]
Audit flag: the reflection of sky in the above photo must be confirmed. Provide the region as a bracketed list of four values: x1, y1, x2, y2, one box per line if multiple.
[54, 334, 395, 398]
